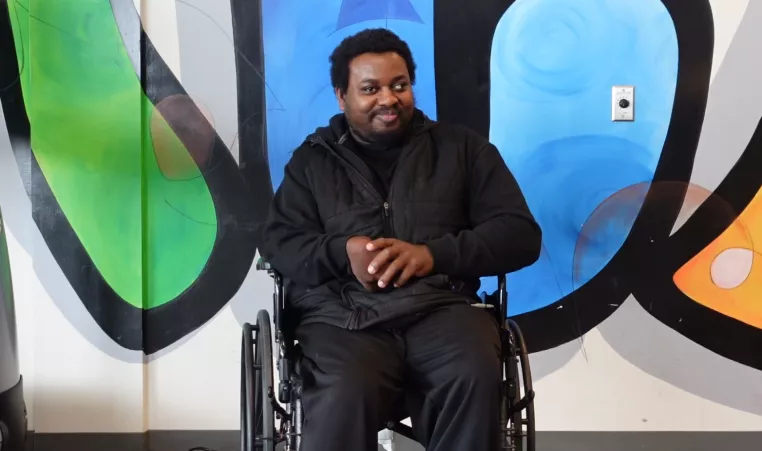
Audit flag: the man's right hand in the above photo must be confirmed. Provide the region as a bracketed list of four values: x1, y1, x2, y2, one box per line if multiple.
[346, 236, 381, 291]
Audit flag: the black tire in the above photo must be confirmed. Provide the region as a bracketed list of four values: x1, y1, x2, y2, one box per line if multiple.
[503, 344, 524, 451]
[241, 310, 275, 451]
[507, 319, 536, 451]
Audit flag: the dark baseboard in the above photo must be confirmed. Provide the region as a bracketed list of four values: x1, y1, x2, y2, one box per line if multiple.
[534, 432, 762, 451]
[23, 430, 762, 451]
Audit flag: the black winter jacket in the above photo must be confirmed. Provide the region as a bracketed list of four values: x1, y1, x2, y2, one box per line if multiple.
[260, 110, 542, 330]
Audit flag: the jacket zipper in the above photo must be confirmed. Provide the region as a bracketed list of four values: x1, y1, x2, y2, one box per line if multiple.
[382, 201, 392, 237]
[308, 122, 425, 238]
[310, 137, 383, 202]
[311, 136, 393, 236]
[307, 134, 419, 331]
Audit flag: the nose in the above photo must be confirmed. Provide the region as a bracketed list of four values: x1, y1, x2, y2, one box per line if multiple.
[376, 87, 398, 107]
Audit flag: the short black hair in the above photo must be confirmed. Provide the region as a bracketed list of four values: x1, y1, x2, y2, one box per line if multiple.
[329, 28, 417, 94]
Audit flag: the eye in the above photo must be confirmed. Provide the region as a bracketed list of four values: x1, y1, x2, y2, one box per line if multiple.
[361, 86, 377, 93]
[392, 82, 408, 91]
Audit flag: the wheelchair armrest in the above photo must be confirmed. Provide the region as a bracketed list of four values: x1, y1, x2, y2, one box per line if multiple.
[256, 257, 284, 280]
[255, 257, 272, 272]
[255, 257, 287, 334]
[481, 274, 509, 321]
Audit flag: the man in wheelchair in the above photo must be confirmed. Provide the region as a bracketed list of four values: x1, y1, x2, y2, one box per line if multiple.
[260, 28, 542, 451]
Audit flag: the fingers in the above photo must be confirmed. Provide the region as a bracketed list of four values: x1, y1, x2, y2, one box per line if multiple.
[393, 262, 418, 288]
[377, 255, 408, 288]
[366, 238, 396, 251]
[380, 254, 425, 288]
[367, 245, 401, 276]
[365, 240, 430, 288]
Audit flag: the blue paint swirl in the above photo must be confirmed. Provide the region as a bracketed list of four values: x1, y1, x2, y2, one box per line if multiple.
[484, 0, 678, 314]
[336, 0, 423, 31]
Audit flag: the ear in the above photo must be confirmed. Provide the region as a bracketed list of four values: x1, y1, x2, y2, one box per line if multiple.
[335, 87, 346, 111]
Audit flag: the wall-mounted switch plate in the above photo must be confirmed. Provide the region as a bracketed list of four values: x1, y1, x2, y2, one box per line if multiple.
[612, 85, 635, 121]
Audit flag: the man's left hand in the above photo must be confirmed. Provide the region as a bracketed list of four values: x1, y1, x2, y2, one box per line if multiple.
[366, 238, 434, 288]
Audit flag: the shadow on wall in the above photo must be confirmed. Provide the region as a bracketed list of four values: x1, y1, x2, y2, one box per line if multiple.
[598, 297, 762, 417]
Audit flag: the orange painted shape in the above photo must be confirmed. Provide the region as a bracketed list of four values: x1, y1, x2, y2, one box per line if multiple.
[674, 188, 762, 329]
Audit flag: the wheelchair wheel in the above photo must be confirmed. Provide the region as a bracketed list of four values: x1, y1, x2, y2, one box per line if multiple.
[502, 320, 536, 451]
[506, 319, 536, 451]
[241, 310, 275, 451]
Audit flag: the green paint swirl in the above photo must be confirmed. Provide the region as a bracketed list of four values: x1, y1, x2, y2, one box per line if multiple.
[9, 0, 217, 309]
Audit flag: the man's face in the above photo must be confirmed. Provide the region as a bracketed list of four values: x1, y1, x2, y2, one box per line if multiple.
[336, 51, 415, 144]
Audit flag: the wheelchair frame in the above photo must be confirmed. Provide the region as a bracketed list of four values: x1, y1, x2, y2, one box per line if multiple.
[242, 258, 536, 451]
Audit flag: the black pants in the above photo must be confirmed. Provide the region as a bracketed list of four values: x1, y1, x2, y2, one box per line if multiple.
[296, 303, 502, 451]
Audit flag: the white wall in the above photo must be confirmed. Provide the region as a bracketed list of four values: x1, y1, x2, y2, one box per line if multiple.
[1, 0, 760, 436]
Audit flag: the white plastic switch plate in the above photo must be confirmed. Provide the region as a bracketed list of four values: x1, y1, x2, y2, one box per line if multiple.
[612, 85, 635, 121]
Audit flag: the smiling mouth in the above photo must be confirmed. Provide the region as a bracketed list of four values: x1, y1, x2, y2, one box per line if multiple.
[376, 112, 399, 123]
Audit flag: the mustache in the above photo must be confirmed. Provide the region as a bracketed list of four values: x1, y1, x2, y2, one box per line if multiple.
[372, 107, 401, 117]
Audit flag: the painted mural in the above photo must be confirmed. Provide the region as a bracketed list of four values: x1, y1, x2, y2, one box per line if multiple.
[0, 0, 760, 413]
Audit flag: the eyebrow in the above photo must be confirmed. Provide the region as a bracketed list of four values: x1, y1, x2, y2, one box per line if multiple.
[359, 75, 409, 84]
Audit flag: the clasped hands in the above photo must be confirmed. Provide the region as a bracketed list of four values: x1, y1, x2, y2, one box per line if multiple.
[346, 236, 434, 292]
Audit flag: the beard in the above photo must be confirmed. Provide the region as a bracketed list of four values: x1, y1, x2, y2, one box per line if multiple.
[351, 109, 414, 147]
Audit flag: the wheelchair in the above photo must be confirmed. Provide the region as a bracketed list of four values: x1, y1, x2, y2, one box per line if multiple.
[241, 258, 536, 451]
